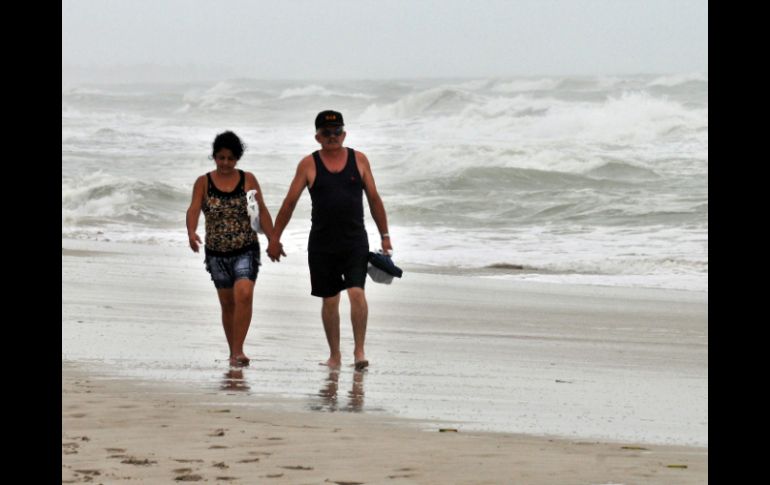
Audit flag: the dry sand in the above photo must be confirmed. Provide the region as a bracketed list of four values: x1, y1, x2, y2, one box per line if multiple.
[62, 363, 706, 484]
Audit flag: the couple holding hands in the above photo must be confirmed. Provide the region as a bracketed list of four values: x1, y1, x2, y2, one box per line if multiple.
[186, 110, 394, 370]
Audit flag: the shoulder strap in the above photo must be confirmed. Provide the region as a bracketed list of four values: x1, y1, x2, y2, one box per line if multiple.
[312, 151, 324, 173]
[347, 147, 358, 170]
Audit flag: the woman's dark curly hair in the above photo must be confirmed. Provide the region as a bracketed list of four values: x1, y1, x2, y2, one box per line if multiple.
[212, 131, 245, 160]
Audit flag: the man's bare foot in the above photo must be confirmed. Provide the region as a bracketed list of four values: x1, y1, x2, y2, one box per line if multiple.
[320, 354, 342, 368]
[353, 350, 368, 371]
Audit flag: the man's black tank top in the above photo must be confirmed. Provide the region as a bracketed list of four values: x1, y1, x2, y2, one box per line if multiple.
[308, 147, 369, 253]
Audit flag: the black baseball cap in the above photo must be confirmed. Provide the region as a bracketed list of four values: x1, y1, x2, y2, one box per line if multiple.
[315, 110, 344, 129]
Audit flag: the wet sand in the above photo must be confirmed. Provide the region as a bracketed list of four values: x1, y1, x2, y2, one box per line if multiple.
[62, 238, 708, 483]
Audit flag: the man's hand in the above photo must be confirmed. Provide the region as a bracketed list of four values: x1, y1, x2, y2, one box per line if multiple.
[382, 237, 393, 255]
[267, 239, 287, 262]
[189, 233, 202, 253]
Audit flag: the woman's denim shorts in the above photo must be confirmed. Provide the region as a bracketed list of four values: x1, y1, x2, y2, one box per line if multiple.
[204, 246, 261, 289]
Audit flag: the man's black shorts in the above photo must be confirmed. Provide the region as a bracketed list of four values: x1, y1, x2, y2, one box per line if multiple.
[308, 249, 368, 297]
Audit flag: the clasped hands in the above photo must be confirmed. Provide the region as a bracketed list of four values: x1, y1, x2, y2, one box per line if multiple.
[267, 238, 286, 262]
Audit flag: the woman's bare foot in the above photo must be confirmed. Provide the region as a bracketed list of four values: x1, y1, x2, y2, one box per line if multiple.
[230, 354, 250, 367]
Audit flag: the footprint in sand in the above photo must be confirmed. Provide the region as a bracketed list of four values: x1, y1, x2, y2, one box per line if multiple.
[212, 462, 229, 469]
[74, 469, 101, 476]
[174, 474, 203, 481]
[105, 448, 126, 453]
[209, 445, 228, 449]
[121, 457, 157, 465]
[173, 459, 204, 463]
[208, 429, 226, 437]
[62, 442, 79, 455]
[281, 465, 313, 470]
[237, 458, 260, 463]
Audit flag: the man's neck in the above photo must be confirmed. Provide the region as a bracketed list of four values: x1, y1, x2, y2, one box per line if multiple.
[319, 146, 346, 157]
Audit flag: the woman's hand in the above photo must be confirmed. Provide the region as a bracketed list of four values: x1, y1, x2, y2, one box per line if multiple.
[189, 233, 202, 253]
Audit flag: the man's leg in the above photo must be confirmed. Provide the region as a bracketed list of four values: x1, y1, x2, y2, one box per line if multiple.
[321, 293, 342, 367]
[347, 287, 368, 368]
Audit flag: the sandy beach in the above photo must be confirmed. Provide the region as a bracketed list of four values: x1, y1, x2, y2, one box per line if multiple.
[62, 362, 706, 485]
[62, 239, 708, 483]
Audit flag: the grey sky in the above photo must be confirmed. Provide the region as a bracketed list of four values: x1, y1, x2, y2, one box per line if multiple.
[62, 0, 707, 81]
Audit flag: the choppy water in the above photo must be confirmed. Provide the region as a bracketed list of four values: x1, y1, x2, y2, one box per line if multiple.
[62, 73, 708, 290]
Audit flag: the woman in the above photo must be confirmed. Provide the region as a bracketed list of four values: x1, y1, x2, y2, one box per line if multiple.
[186, 131, 278, 367]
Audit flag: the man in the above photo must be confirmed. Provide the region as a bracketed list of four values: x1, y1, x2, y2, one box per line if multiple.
[267, 110, 392, 370]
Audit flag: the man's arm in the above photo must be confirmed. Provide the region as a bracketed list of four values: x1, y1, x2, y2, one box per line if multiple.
[186, 175, 206, 253]
[358, 151, 393, 253]
[267, 157, 312, 261]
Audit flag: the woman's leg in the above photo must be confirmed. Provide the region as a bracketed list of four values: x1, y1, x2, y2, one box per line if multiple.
[230, 278, 255, 365]
[216, 288, 236, 358]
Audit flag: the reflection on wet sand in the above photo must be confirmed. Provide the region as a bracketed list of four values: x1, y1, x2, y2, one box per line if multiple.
[220, 368, 250, 391]
[347, 370, 365, 412]
[317, 370, 339, 411]
[312, 369, 365, 412]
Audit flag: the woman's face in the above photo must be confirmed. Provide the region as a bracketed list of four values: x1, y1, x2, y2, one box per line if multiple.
[214, 148, 238, 173]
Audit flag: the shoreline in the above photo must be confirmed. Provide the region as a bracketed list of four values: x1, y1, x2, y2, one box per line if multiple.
[61, 237, 706, 295]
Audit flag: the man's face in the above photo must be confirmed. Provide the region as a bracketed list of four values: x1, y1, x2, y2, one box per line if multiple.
[316, 125, 346, 148]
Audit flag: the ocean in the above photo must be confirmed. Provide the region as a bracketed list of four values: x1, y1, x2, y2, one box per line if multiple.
[62, 73, 708, 291]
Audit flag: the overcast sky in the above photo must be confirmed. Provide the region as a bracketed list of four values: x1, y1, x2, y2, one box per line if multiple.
[62, 0, 707, 82]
